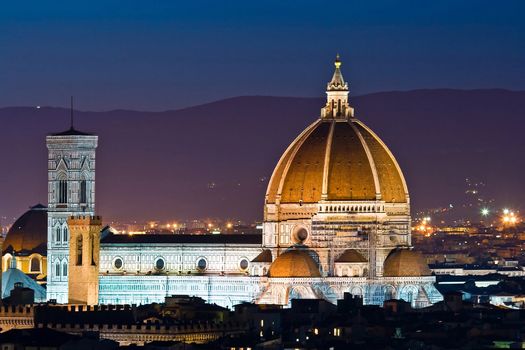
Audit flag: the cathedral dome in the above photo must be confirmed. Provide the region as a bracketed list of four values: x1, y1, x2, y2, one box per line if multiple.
[268, 249, 321, 278]
[383, 249, 431, 277]
[265, 57, 408, 205]
[3, 204, 47, 256]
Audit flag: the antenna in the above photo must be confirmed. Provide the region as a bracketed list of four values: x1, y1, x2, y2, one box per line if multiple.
[70, 96, 74, 129]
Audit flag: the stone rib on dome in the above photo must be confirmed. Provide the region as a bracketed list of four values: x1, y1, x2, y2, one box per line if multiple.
[265, 119, 408, 204]
[268, 249, 321, 278]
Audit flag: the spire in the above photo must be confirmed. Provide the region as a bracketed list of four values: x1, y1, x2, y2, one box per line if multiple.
[327, 54, 348, 91]
[70, 96, 74, 130]
[321, 55, 354, 119]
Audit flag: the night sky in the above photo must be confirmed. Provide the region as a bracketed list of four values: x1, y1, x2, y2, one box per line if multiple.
[1, 1, 524, 110]
[1, 2, 524, 225]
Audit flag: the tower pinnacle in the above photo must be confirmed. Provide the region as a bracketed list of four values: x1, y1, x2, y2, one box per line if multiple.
[321, 55, 354, 119]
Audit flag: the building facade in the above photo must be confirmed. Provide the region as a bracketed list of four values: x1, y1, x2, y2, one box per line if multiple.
[41, 58, 442, 308]
[250, 56, 441, 306]
[46, 129, 98, 303]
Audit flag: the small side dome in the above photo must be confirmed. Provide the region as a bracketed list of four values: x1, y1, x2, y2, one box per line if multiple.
[336, 249, 367, 263]
[383, 249, 431, 277]
[269, 249, 321, 278]
[3, 204, 47, 255]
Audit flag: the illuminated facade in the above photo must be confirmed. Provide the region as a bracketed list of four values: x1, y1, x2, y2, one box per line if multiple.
[46, 128, 98, 303]
[42, 58, 442, 308]
[253, 56, 442, 306]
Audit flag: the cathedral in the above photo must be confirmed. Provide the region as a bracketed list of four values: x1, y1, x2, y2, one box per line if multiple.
[4, 57, 443, 308]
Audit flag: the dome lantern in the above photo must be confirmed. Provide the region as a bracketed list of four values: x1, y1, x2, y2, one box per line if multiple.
[321, 54, 354, 120]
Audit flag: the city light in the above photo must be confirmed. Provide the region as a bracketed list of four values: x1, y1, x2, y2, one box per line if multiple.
[416, 216, 434, 237]
[501, 209, 519, 225]
[481, 208, 489, 216]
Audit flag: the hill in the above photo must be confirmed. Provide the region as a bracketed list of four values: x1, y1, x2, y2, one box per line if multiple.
[1, 89, 524, 223]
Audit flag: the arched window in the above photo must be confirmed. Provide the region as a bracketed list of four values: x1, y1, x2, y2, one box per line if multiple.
[80, 180, 87, 203]
[76, 236, 83, 266]
[90, 234, 96, 265]
[55, 261, 61, 277]
[30, 257, 40, 272]
[62, 226, 68, 243]
[62, 261, 68, 277]
[58, 180, 68, 204]
[406, 290, 415, 303]
[55, 226, 61, 243]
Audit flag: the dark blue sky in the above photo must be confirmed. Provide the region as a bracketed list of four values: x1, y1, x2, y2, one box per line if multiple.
[1, 1, 524, 110]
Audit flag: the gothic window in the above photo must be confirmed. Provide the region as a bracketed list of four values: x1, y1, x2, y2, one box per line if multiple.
[55, 261, 61, 277]
[80, 180, 87, 203]
[58, 180, 68, 204]
[62, 261, 68, 277]
[76, 236, 83, 266]
[62, 226, 68, 243]
[30, 256, 40, 272]
[55, 226, 61, 243]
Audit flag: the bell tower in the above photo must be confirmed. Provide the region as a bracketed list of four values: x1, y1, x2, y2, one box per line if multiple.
[46, 124, 98, 303]
[68, 215, 102, 305]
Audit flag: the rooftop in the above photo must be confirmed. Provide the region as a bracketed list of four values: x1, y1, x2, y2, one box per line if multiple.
[101, 232, 262, 245]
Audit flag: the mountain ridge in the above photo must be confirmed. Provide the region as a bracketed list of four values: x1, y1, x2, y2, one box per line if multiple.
[1, 89, 524, 224]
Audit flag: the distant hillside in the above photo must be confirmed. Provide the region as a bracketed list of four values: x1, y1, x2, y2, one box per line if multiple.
[1, 89, 524, 223]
